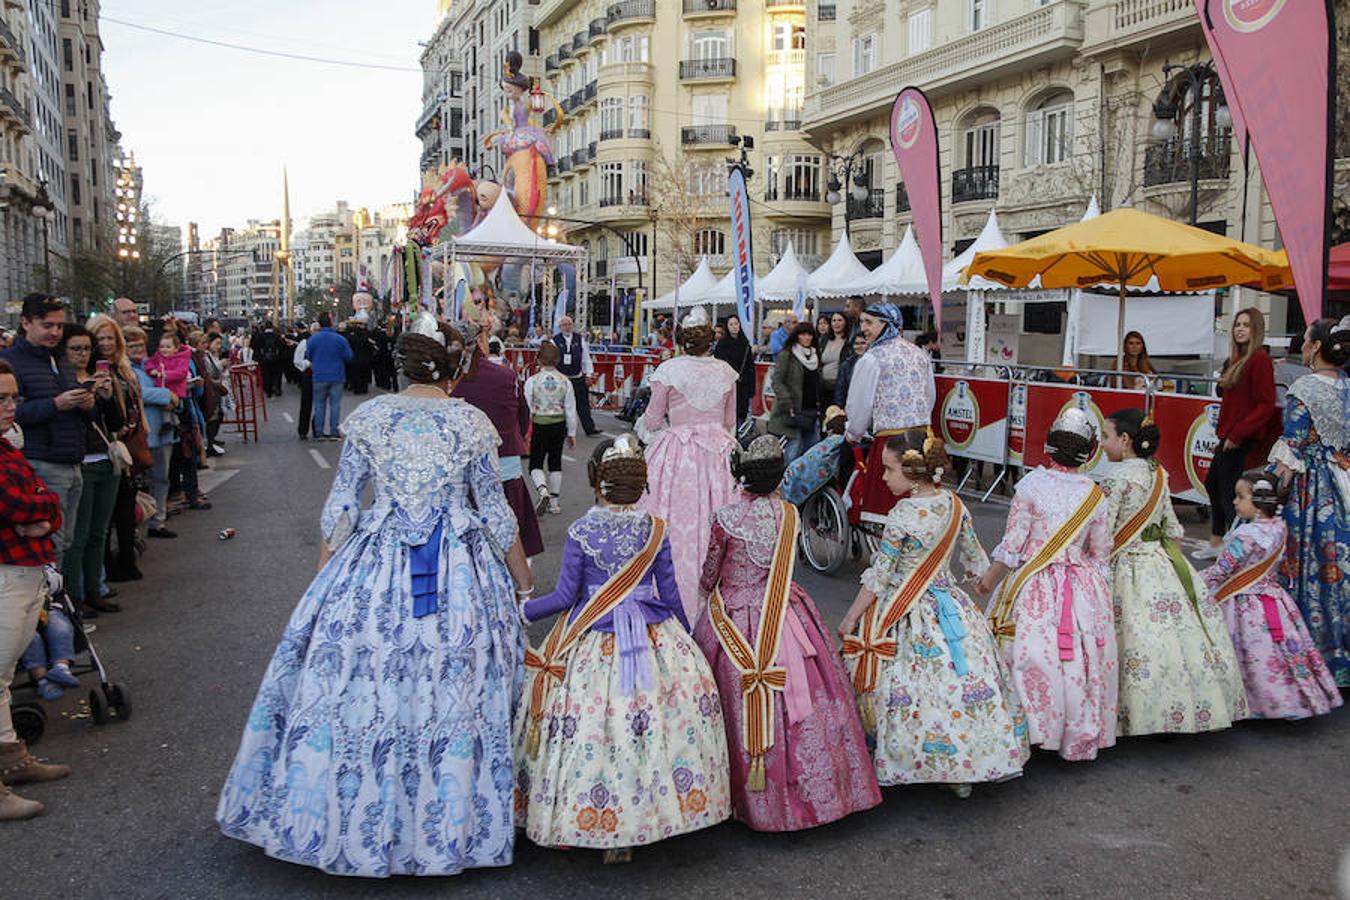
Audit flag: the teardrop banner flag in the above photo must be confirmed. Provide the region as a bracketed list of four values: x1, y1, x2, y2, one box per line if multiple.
[1200, 0, 1334, 324]
[728, 166, 757, 333]
[889, 88, 944, 329]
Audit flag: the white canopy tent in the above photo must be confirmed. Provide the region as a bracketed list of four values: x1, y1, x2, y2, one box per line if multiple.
[858, 225, 926, 296]
[944, 209, 1009, 292]
[643, 257, 720, 312]
[806, 231, 872, 299]
[756, 242, 812, 303]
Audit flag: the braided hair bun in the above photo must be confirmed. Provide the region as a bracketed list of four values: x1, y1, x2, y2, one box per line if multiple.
[587, 439, 648, 505]
[1107, 408, 1161, 460]
[1308, 316, 1350, 368]
[885, 429, 949, 483]
[396, 323, 465, 384]
[679, 324, 714, 356]
[1239, 468, 1285, 517]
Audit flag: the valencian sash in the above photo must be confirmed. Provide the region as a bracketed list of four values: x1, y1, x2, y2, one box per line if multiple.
[1212, 535, 1284, 604]
[988, 484, 1104, 649]
[842, 494, 965, 731]
[706, 501, 799, 792]
[523, 517, 667, 758]
[1111, 466, 1165, 557]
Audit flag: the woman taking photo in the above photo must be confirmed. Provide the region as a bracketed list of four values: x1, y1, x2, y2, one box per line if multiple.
[89, 315, 145, 584]
[767, 322, 822, 464]
[713, 314, 756, 425]
[819, 311, 849, 402]
[1270, 315, 1350, 686]
[1197, 307, 1276, 560]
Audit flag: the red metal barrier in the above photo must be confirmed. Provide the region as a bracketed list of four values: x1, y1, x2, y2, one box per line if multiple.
[226, 363, 263, 443]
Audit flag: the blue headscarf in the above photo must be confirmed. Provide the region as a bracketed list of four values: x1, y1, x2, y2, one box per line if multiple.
[864, 302, 903, 348]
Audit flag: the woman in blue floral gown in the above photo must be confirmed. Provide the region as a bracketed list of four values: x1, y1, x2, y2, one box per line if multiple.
[1270, 317, 1350, 687]
[217, 322, 535, 877]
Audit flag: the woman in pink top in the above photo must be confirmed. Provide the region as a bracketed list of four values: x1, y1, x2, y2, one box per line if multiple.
[638, 307, 739, 623]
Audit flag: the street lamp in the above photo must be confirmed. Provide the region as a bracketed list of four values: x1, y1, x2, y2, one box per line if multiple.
[1151, 61, 1231, 225]
[31, 181, 53, 291]
[825, 150, 871, 236]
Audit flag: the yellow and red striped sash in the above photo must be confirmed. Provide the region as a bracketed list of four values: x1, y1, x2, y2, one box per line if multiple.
[1111, 467, 1165, 558]
[988, 484, 1104, 646]
[842, 493, 966, 697]
[1212, 537, 1284, 603]
[706, 501, 798, 792]
[523, 517, 667, 758]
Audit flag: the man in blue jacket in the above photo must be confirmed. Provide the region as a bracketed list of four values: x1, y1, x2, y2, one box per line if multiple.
[0, 294, 95, 566]
[302, 312, 353, 441]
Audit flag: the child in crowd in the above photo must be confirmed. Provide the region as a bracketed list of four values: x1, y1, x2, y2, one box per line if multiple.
[696, 436, 880, 829]
[20, 603, 79, 702]
[1101, 409, 1247, 735]
[974, 408, 1117, 762]
[841, 431, 1028, 795]
[144, 331, 193, 398]
[513, 436, 730, 864]
[522, 342, 576, 516]
[1199, 472, 1342, 719]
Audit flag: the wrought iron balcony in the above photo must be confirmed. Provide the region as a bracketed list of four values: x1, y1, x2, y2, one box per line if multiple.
[558, 45, 572, 62]
[557, 156, 573, 173]
[569, 89, 583, 109]
[560, 95, 575, 113]
[817, 2, 836, 20]
[895, 182, 910, 213]
[600, 127, 624, 141]
[587, 141, 597, 160]
[683, 0, 736, 13]
[607, 0, 655, 26]
[1143, 133, 1232, 187]
[846, 188, 885, 220]
[0, 86, 30, 131]
[679, 58, 736, 81]
[589, 18, 608, 40]
[765, 184, 821, 203]
[765, 0, 805, 7]
[572, 33, 587, 52]
[545, 54, 560, 72]
[583, 81, 598, 103]
[628, 128, 651, 139]
[0, 16, 25, 66]
[952, 165, 999, 202]
[681, 123, 737, 145]
[600, 191, 650, 208]
[543, 108, 558, 128]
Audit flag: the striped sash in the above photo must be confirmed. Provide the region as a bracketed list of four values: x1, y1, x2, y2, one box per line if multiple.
[988, 484, 1104, 646]
[1112, 466, 1165, 557]
[1212, 536, 1284, 603]
[707, 501, 798, 792]
[842, 493, 966, 697]
[523, 517, 667, 758]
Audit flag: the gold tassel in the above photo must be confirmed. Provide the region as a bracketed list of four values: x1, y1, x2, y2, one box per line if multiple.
[527, 720, 541, 759]
[747, 754, 765, 792]
[858, 693, 877, 736]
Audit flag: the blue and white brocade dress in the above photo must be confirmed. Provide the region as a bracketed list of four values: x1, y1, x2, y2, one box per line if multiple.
[216, 395, 525, 877]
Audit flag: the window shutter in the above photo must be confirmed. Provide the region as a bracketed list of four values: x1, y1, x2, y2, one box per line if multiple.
[1025, 110, 1043, 167]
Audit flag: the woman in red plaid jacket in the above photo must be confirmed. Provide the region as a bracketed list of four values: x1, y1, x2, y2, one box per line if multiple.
[0, 358, 73, 821]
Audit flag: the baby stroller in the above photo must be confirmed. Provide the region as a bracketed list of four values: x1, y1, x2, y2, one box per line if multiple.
[8, 586, 132, 746]
[616, 384, 650, 424]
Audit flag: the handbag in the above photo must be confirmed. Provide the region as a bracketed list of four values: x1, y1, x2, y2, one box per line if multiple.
[122, 419, 153, 475]
[91, 419, 134, 477]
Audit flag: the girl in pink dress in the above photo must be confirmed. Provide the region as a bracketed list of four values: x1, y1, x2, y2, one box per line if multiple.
[1199, 472, 1342, 719]
[974, 409, 1118, 762]
[639, 307, 740, 623]
[695, 437, 880, 831]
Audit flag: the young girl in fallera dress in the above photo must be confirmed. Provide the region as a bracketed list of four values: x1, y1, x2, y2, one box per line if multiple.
[974, 409, 1118, 762]
[840, 431, 1028, 795]
[1100, 409, 1247, 736]
[1199, 472, 1342, 719]
[513, 436, 730, 864]
[696, 436, 880, 829]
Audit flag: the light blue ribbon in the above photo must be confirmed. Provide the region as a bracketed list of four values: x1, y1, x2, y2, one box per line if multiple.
[931, 587, 970, 677]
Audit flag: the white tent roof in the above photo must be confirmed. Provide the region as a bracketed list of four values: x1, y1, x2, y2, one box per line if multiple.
[807, 232, 872, 298]
[446, 196, 585, 261]
[699, 267, 745, 306]
[645, 257, 720, 311]
[859, 225, 926, 296]
[945, 209, 1007, 291]
[756, 242, 811, 303]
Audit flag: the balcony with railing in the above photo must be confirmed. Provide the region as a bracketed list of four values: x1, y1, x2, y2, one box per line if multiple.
[598, 60, 655, 87]
[558, 44, 573, 64]
[572, 32, 587, 52]
[543, 108, 558, 128]
[817, 2, 836, 20]
[560, 94, 575, 114]
[895, 182, 910, 213]
[598, 191, 650, 209]
[557, 155, 573, 173]
[572, 148, 589, 169]
[628, 127, 651, 139]
[589, 17, 608, 40]
[681, 123, 737, 146]
[0, 87, 31, 132]
[1082, 0, 1198, 53]
[952, 165, 1000, 203]
[0, 16, 25, 68]
[679, 57, 736, 81]
[1143, 133, 1232, 187]
[764, 113, 802, 132]
[846, 188, 885, 220]
[582, 80, 598, 105]
[569, 89, 584, 110]
[607, 0, 656, 28]
[804, 0, 1084, 129]
[765, 0, 805, 7]
[545, 53, 560, 73]
[683, 0, 736, 16]
[600, 127, 625, 142]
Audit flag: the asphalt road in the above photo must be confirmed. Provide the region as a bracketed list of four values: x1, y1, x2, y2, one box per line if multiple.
[5, 385, 1349, 900]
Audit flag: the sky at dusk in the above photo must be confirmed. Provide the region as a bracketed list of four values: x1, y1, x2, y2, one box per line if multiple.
[100, 0, 435, 237]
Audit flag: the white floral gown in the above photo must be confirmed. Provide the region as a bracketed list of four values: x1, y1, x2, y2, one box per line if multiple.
[851, 492, 1029, 785]
[217, 395, 523, 877]
[990, 467, 1118, 762]
[1104, 458, 1247, 735]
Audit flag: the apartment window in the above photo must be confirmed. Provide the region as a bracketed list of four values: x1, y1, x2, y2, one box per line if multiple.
[784, 154, 822, 200]
[63, 83, 75, 117]
[578, 175, 590, 207]
[963, 112, 1000, 168]
[771, 228, 819, 259]
[62, 38, 73, 72]
[968, 0, 988, 32]
[773, 23, 806, 51]
[691, 30, 730, 60]
[600, 97, 624, 137]
[66, 129, 77, 161]
[60, 0, 70, 16]
[600, 162, 624, 204]
[1024, 90, 1073, 167]
[687, 162, 723, 196]
[692, 93, 727, 125]
[816, 52, 835, 86]
[69, 174, 79, 206]
[693, 228, 726, 257]
[617, 35, 649, 63]
[622, 230, 648, 259]
[627, 160, 649, 203]
[908, 9, 932, 54]
[628, 94, 649, 134]
[851, 33, 876, 76]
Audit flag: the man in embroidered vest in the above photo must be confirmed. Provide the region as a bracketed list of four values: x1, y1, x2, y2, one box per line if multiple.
[552, 315, 599, 436]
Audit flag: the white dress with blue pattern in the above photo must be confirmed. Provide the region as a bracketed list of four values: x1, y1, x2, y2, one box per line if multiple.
[216, 395, 524, 877]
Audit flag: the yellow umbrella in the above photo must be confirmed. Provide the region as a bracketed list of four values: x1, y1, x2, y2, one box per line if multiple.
[965, 208, 1292, 370]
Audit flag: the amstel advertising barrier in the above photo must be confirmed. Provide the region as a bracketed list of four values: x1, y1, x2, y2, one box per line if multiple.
[933, 372, 1219, 504]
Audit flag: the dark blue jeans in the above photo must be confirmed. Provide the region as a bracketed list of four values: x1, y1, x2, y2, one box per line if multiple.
[312, 380, 343, 437]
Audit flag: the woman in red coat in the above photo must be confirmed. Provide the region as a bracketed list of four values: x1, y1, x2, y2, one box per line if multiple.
[1196, 307, 1276, 559]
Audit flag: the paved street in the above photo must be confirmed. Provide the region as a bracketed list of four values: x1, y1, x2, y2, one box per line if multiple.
[4, 387, 1348, 900]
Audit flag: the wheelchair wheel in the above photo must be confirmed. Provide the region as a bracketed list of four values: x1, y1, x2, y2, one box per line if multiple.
[12, 704, 46, 746]
[799, 487, 850, 575]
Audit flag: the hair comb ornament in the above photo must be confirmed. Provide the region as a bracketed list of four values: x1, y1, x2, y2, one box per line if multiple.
[1050, 407, 1097, 441]
[679, 306, 712, 331]
[601, 433, 644, 464]
[409, 310, 445, 346]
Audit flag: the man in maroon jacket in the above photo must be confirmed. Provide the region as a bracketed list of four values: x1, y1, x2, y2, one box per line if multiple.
[450, 321, 544, 558]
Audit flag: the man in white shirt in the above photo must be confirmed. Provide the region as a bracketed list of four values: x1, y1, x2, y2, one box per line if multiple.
[552, 315, 599, 436]
[293, 322, 319, 440]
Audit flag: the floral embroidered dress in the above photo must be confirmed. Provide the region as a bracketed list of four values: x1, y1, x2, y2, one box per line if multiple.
[217, 395, 524, 878]
[1200, 518, 1342, 719]
[694, 494, 880, 830]
[852, 492, 1029, 785]
[1104, 459, 1247, 735]
[639, 354, 740, 622]
[990, 467, 1118, 762]
[1269, 372, 1350, 686]
[513, 506, 730, 849]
